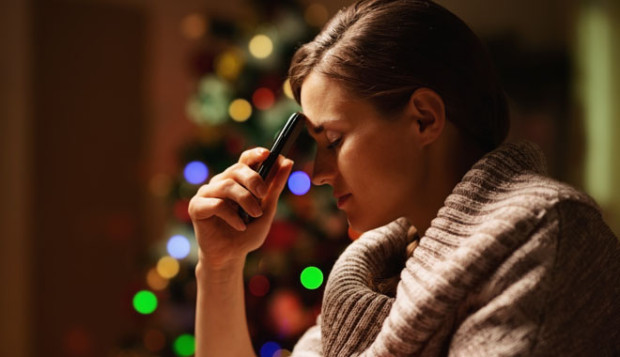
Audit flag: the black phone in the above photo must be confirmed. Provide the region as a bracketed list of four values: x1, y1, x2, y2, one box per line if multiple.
[239, 112, 305, 223]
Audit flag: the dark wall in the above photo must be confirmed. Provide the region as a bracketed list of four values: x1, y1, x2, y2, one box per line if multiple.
[34, 1, 147, 355]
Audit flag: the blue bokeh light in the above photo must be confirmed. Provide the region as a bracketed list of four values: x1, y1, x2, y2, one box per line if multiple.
[260, 341, 281, 357]
[167, 235, 191, 259]
[287, 171, 311, 196]
[184, 161, 209, 185]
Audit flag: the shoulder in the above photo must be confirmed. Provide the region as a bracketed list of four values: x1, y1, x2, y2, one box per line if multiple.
[504, 173, 597, 209]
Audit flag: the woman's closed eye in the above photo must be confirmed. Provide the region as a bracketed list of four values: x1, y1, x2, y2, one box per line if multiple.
[326, 130, 342, 149]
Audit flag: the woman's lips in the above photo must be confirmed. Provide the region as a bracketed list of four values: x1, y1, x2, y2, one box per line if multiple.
[336, 194, 351, 208]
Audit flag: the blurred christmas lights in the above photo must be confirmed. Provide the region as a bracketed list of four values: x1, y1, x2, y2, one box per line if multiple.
[229, 98, 253, 122]
[167, 235, 191, 259]
[133, 290, 158, 315]
[157, 256, 180, 279]
[300, 266, 323, 290]
[215, 50, 244, 80]
[287, 171, 311, 196]
[184, 160, 209, 184]
[123, 2, 350, 353]
[249, 275, 271, 297]
[260, 341, 281, 357]
[249, 34, 274, 59]
[283, 79, 294, 99]
[253, 87, 276, 110]
[146, 268, 169, 291]
[173, 334, 195, 357]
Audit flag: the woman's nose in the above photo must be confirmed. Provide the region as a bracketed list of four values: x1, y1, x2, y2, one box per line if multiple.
[311, 150, 335, 186]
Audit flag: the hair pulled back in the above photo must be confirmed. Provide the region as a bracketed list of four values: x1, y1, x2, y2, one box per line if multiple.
[288, 0, 509, 152]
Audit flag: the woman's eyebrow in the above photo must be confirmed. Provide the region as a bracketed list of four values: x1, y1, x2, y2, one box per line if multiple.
[305, 118, 343, 134]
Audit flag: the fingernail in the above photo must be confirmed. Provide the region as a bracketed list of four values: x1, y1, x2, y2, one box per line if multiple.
[252, 206, 263, 217]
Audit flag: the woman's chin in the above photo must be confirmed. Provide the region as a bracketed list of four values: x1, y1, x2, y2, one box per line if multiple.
[347, 214, 395, 234]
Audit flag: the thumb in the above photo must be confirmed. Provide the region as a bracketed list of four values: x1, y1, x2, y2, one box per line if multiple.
[262, 157, 294, 212]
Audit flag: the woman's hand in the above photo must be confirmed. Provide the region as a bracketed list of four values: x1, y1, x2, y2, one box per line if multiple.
[189, 147, 294, 271]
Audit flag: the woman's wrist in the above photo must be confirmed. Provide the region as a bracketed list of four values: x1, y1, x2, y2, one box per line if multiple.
[195, 253, 246, 284]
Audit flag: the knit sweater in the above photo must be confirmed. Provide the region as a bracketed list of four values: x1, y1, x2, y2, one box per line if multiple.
[291, 141, 620, 356]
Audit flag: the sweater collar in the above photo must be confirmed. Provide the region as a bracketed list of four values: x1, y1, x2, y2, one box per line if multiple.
[319, 141, 552, 356]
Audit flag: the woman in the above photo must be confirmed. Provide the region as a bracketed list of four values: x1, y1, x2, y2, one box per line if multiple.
[189, 0, 620, 355]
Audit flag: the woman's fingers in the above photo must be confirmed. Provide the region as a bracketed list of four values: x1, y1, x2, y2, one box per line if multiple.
[190, 147, 294, 232]
[188, 196, 247, 231]
[199, 178, 263, 218]
[262, 157, 294, 211]
[239, 147, 269, 167]
[224, 163, 268, 200]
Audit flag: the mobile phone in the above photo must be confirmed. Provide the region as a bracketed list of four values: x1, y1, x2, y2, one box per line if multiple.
[239, 112, 305, 223]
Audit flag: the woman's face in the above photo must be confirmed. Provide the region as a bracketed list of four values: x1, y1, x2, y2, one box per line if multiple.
[301, 72, 424, 232]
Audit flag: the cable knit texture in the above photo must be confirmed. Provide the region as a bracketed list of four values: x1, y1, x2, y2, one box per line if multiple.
[292, 141, 620, 356]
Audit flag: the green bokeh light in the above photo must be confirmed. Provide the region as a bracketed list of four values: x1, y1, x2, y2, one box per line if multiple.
[133, 290, 158, 315]
[173, 334, 196, 357]
[300, 266, 324, 290]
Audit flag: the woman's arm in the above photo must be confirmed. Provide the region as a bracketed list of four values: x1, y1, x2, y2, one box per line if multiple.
[190, 147, 293, 357]
[195, 257, 255, 356]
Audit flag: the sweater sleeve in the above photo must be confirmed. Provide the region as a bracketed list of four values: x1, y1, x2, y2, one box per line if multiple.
[448, 200, 620, 356]
[290, 316, 323, 356]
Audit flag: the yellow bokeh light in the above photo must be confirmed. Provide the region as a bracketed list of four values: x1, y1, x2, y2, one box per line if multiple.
[180, 13, 207, 40]
[249, 34, 273, 59]
[157, 256, 180, 279]
[146, 268, 169, 291]
[229, 99, 253, 122]
[305, 3, 329, 28]
[215, 50, 244, 80]
[283, 79, 294, 100]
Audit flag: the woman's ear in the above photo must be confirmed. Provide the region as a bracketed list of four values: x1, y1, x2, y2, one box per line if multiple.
[406, 88, 446, 147]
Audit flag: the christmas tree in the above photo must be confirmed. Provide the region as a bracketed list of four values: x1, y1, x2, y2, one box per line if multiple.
[118, 1, 359, 356]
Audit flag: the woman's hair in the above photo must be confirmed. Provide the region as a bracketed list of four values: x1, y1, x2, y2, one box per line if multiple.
[288, 0, 509, 152]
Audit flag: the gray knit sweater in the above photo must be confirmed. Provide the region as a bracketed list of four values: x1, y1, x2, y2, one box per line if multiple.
[292, 141, 620, 356]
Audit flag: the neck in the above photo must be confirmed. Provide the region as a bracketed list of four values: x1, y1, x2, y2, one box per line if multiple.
[407, 130, 485, 236]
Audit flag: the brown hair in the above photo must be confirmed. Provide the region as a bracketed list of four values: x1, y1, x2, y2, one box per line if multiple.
[288, 0, 509, 152]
